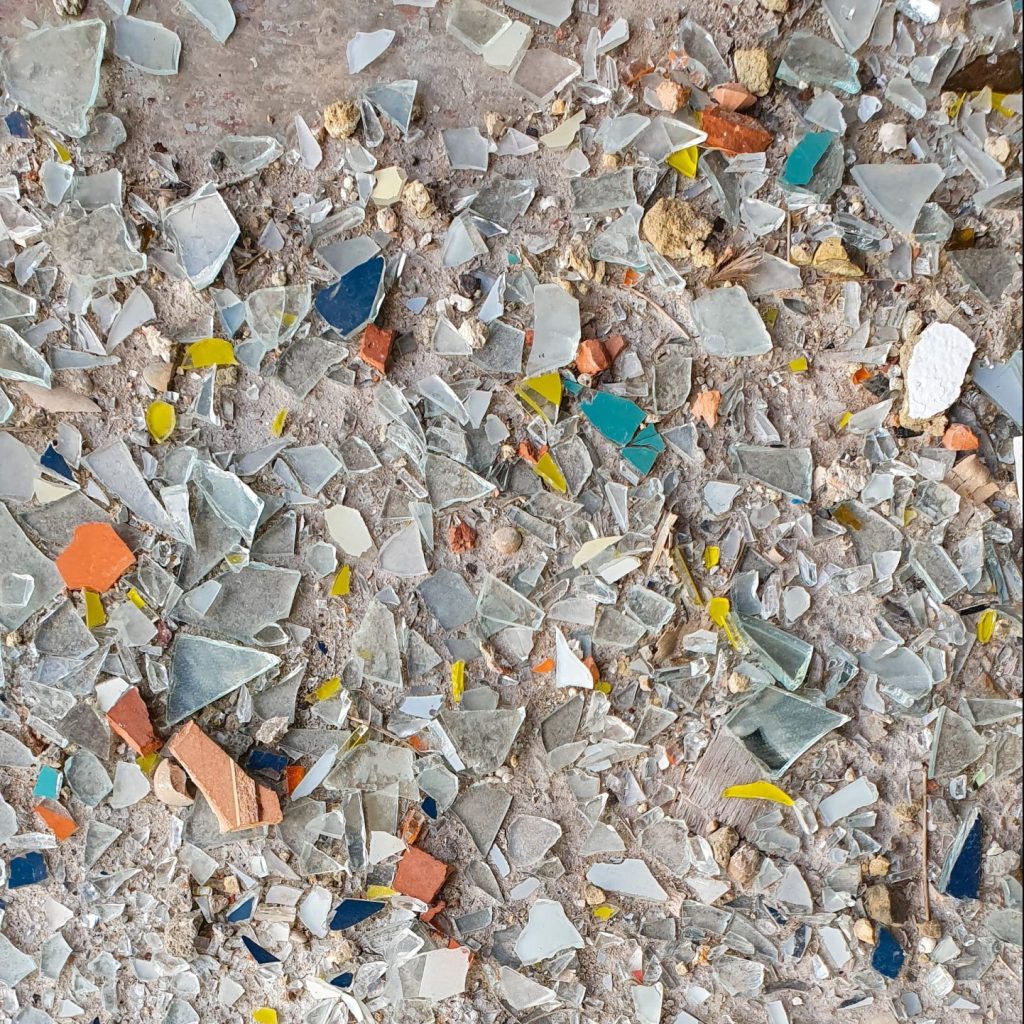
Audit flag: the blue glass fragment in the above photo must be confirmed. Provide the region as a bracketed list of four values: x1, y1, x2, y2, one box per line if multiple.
[241, 935, 280, 964]
[329, 971, 354, 989]
[329, 899, 385, 930]
[246, 748, 288, 779]
[4, 111, 32, 139]
[405, 296, 428, 314]
[781, 132, 833, 187]
[41, 445, 74, 481]
[421, 796, 438, 819]
[314, 256, 386, 336]
[226, 896, 256, 922]
[940, 810, 983, 900]
[8, 851, 47, 889]
[622, 423, 666, 475]
[871, 926, 905, 978]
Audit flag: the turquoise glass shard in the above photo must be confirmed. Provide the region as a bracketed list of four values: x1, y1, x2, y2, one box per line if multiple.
[779, 133, 844, 201]
[781, 132, 833, 187]
[576, 388, 646, 445]
[776, 32, 861, 94]
[622, 424, 666, 475]
[725, 687, 850, 777]
[314, 256, 386, 336]
[1, 19, 106, 137]
[729, 444, 813, 501]
[166, 634, 281, 725]
[735, 616, 813, 690]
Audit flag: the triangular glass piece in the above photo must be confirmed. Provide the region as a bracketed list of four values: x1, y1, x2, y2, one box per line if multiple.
[452, 781, 513, 854]
[424, 453, 494, 509]
[406, 628, 442, 679]
[439, 708, 525, 773]
[378, 522, 428, 577]
[850, 163, 944, 235]
[554, 629, 594, 689]
[83, 819, 122, 869]
[736, 616, 813, 691]
[477, 572, 544, 630]
[363, 80, 417, 135]
[928, 707, 986, 780]
[166, 635, 280, 725]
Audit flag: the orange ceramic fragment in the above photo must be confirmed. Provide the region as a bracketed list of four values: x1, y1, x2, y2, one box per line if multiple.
[691, 389, 722, 428]
[358, 325, 396, 374]
[56, 522, 136, 593]
[448, 520, 477, 553]
[582, 655, 600, 684]
[851, 367, 872, 384]
[701, 106, 773, 154]
[711, 82, 758, 111]
[655, 80, 691, 112]
[603, 333, 628, 362]
[622, 268, 641, 287]
[576, 339, 610, 375]
[106, 686, 162, 755]
[392, 846, 450, 904]
[533, 657, 555, 673]
[285, 764, 307, 795]
[942, 423, 980, 451]
[35, 804, 78, 841]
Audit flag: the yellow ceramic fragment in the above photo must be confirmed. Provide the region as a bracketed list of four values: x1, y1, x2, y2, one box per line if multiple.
[185, 337, 237, 368]
[253, 1011, 278, 1024]
[722, 781, 795, 806]
[145, 400, 176, 443]
[271, 409, 288, 437]
[136, 752, 161, 775]
[84, 590, 107, 628]
[789, 356, 809, 373]
[366, 885, 397, 900]
[977, 608, 997, 644]
[666, 145, 699, 178]
[533, 451, 567, 493]
[515, 373, 562, 422]
[127, 587, 146, 609]
[331, 565, 351, 597]
[451, 660, 466, 704]
[592, 904, 618, 920]
[315, 676, 341, 702]
[703, 546, 720, 570]
[708, 596, 741, 649]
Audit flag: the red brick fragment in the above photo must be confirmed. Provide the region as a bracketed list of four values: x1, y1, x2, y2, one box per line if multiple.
[393, 846, 450, 904]
[582, 655, 600, 684]
[448, 520, 477, 554]
[604, 333, 627, 362]
[56, 522, 135, 592]
[576, 339, 610, 375]
[358, 324, 396, 374]
[701, 106, 773, 154]
[942, 424, 980, 451]
[711, 82, 757, 111]
[164, 721, 282, 833]
[106, 686, 162, 755]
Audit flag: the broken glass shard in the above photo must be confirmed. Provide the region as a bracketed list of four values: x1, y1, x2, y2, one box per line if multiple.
[850, 163, 944, 235]
[166, 635, 280, 725]
[824, 0, 882, 52]
[586, 860, 667, 901]
[725, 688, 850, 777]
[439, 708, 525, 773]
[453, 781, 512, 854]
[113, 16, 181, 75]
[447, 0, 511, 54]
[735, 616, 813, 690]
[46, 206, 147, 289]
[442, 127, 491, 171]
[938, 807, 982, 899]
[65, 750, 113, 807]
[910, 541, 967, 602]
[162, 183, 239, 289]
[1, 19, 105, 137]
[442, 212, 489, 268]
[0, 324, 51, 387]
[818, 776, 877, 825]
[691, 287, 772, 357]
[515, 899, 584, 965]
[0, 505, 63, 631]
[858, 643, 932, 705]
[315, 255, 386, 335]
[777, 32, 861, 94]
[350, 601, 402, 688]
[424, 453, 495, 509]
[182, 0, 236, 43]
[729, 444, 812, 501]
[378, 522, 428, 577]
[212, 135, 282, 185]
[478, 572, 544, 631]
[928, 707, 985, 780]
[511, 48, 581, 104]
[347, 29, 395, 73]
[364, 80, 418, 135]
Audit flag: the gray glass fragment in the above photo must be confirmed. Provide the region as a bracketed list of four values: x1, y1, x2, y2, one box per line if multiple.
[182, 0, 236, 43]
[439, 707, 525, 773]
[453, 781, 513, 853]
[112, 17, 182, 75]
[850, 163, 944, 234]
[691, 287, 772, 357]
[570, 168, 636, 213]
[46, 206, 147, 289]
[162, 184, 239, 289]
[212, 135, 283, 185]
[0, 505, 63, 631]
[777, 32, 862, 94]
[736, 616, 813, 690]
[729, 444, 813, 501]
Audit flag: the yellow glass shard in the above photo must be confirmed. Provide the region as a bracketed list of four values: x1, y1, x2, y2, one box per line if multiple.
[515, 373, 562, 422]
[788, 356, 809, 373]
[722, 780, 795, 806]
[666, 145, 699, 178]
[127, 587, 146, 609]
[592, 904, 618, 920]
[366, 885, 397, 900]
[595, 680, 612, 694]
[671, 546, 705, 606]
[185, 337, 237, 368]
[253, 1010, 278, 1024]
[992, 92, 1016, 117]
[451, 660, 466, 704]
[837, 411, 852, 430]
[84, 590, 107, 628]
[977, 608, 997, 644]
[342, 724, 369, 752]
[946, 93, 966, 118]
[703, 545, 720, 570]
[136, 752, 160, 775]
[533, 451, 568, 493]
[708, 596, 741, 648]
[145, 400, 176, 443]
[36, 128, 72, 163]
[315, 676, 341, 702]
[331, 565, 351, 597]
[762, 307, 779, 328]
[271, 409, 288, 437]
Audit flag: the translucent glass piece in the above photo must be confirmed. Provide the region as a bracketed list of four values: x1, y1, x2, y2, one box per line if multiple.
[378, 522, 428, 577]
[447, 0, 511, 54]
[725, 688, 849, 778]
[729, 444, 812, 501]
[82, 113, 127, 153]
[212, 135, 283, 185]
[442, 212, 489, 268]
[591, 205, 645, 267]
[351, 601, 403, 688]
[477, 572, 544, 630]
[424, 453, 494, 509]
[440, 708, 524, 773]
[166, 635, 280, 725]
[824, 0, 882, 52]
[46, 205, 147, 289]
[452, 780, 512, 853]
[1, 19, 105, 137]
[777, 32, 861, 94]
[736, 616, 813, 690]
[347, 29, 395, 73]
[587, 860, 667, 900]
[928, 707, 985, 780]
[858, 643, 932, 704]
[692, 286, 772, 357]
[442, 127, 490, 171]
[504, 0, 572, 25]
[0, 284, 38, 323]
[193, 459, 263, 543]
[162, 183, 239, 289]
[112, 17, 181, 75]
[909, 541, 967, 602]
[182, 0, 236, 43]
[850, 163, 944, 235]
[595, 114, 651, 154]
[364, 80, 418, 135]
[0, 505, 64, 631]
[515, 899, 584, 965]
[0, 323, 51, 387]
[525, 284, 580, 375]
[818, 777, 877, 825]
[511, 48, 581, 103]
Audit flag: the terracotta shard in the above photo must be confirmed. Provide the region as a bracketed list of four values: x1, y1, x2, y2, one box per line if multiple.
[392, 845, 450, 904]
[164, 721, 282, 832]
[358, 324, 396, 374]
[942, 423, 980, 451]
[576, 338, 610, 375]
[691, 389, 722, 428]
[712, 82, 758, 112]
[448, 520, 477, 553]
[106, 686, 162, 755]
[701, 106, 773, 154]
[35, 803, 78, 841]
[55, 522, 136, 592]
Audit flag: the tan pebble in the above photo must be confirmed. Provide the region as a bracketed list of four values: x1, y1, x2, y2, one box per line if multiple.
[584, 884, 606, 906]
[323, 100, 360, 140]
[492, 526, 522, 554]
[854, 918, 875, 943]
[641, 198, 714, 267]
[867, 855, 891, 877]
